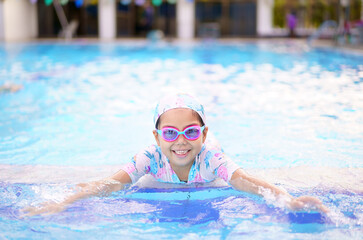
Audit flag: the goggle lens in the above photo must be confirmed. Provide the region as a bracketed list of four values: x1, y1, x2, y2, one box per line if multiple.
[163, 129, 178, 141]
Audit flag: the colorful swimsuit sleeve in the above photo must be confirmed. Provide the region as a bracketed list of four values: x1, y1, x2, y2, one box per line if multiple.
[210, 152, 240, 182]
[194, 142, 240, 183]
[120, 144, 180, 184]
[120, 145, 156, 183]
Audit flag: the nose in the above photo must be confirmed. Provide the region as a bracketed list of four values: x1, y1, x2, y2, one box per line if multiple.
[175, 133, 188, 144]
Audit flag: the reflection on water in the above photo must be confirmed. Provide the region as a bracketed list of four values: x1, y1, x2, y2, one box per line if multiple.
[0, 42, 362, 168]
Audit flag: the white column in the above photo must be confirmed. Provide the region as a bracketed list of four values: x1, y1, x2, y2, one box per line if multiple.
[257, 0, 273, 36]
[98, 0, 116, 40]
[177, 0, 195, 40]
[29, 3, 38, 39]
[3, 0, 38, 42]
[0, 2, 4, 41]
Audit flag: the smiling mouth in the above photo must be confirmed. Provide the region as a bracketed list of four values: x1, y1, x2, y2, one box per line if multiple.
[173, 150, 190, 157]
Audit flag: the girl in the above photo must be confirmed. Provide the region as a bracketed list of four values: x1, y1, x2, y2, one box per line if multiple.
[23, 94, 328, 216]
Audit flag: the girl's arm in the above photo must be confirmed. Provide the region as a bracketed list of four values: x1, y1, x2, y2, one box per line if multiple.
[22, 169, 132, 217]
[229, 168, 329, 213]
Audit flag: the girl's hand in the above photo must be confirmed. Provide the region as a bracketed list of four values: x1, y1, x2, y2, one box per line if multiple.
[288, 196, 329, 213]
[21, 171, 130, 217]
[21, 201, 66, 217]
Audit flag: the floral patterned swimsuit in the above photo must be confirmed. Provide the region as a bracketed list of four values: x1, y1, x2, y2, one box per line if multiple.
[121, 137, 240, 184]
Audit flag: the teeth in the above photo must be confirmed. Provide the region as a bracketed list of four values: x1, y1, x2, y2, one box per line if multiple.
[174, 150, 188, 155]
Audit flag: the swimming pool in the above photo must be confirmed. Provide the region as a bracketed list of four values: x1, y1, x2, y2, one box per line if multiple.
[0, 40, 362, 239]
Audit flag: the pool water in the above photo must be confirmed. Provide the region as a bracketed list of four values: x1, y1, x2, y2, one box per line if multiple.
[0, 40, 362, 239]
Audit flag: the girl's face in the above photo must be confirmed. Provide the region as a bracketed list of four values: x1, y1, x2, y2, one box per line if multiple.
[153, 108, 208, 174]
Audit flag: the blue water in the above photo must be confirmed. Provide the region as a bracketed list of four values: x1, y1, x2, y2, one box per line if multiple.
[0, 40, 362, 239]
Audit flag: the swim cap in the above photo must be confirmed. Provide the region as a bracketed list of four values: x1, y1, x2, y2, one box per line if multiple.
[153, 93, 206, 128]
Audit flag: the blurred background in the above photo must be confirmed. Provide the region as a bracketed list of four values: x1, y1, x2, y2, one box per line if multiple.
[0, 0, 362, 43]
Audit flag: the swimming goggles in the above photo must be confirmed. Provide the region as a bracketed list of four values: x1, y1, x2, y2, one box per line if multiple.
[156, 125, 205, 142]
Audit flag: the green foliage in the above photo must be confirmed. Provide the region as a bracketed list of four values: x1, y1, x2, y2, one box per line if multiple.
[273, 0, 286, 28]
[273, 0, 362, 29]
[310, 0, 326, 28]
[350, 0, 362, 21]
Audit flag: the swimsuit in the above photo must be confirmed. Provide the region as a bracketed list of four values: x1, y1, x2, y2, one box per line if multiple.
[121, 139, 240, 184]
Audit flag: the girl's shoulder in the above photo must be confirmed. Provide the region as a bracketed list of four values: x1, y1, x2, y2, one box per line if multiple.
[199, 138, 224, 163]
[202, 132, 223, 153]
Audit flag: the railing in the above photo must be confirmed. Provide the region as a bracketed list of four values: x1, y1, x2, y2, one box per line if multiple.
[307, 20, 338, 46]
[53, 0, 78, 40]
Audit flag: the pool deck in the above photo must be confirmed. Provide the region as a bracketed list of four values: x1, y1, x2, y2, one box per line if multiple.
[2, 37, 363, 55]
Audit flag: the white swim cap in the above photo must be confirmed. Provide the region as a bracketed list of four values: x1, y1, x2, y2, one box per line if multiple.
[153, 93, 206, 128]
